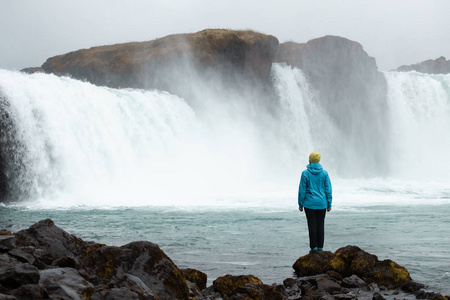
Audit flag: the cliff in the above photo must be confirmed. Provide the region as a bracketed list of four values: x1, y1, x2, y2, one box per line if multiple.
[275, 36, 389, 176]
[396, 56, 450, 74]
[39, 29, 279, 94]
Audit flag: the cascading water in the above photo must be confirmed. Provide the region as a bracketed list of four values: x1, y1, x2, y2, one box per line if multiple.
[1, 67, 450, 207]
[385, 71, 450, 181]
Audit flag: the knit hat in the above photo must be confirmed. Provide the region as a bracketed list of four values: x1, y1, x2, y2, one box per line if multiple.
[309, 152, 321, 163]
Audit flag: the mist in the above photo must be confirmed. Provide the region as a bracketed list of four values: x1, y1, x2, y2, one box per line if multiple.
[1, 0, 449, 71]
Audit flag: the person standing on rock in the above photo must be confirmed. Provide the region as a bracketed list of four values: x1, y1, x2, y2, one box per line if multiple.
[298, 152, 332, 253]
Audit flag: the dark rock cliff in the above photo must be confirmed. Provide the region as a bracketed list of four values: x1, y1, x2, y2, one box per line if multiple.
[396, 56, 450, 74]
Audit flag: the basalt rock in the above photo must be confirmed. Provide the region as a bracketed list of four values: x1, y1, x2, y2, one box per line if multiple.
[293, 245, 411, 289]
[212, 274, 263, 297]
[82, 241, 189, 300]
[396, 56, 450, 74]
[1, 220, 449, 300]
[15, 218, 103, 263]
[39, 29, 278, 96]
[182, 268, 207, 290]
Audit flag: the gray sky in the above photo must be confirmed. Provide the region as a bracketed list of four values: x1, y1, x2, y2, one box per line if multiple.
[1, 0, 449, 71]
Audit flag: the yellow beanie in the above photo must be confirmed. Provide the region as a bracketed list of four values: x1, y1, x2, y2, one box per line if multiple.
[309, 152, 321, 163]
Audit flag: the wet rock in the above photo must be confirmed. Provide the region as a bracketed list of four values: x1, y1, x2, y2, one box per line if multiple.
[293, 245, 411, 289]
[0, 263, 39, 289]
[112, 274, 158, 299]
[0, 293, 16, 300]
[8, 284, 44, 300]
[212, 274, 263, 297]
[227, 283, 285, 299]
[292, 250, 334, 276]
[372, 292, 385, 300]
[0, 234, 15, 251]
[342, 274, 366, 288]
[95, 287, 140, 300]
[38, 267, 94, 300]
[315, 274, 341, 293]
[15, 219, 103, 261]
[8, 248, 35, 265]
[182, 268, 207, 290]
[82, 241, 188, 300]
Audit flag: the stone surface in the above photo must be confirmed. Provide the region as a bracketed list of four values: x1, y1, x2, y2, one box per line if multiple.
[39, 267, 94, 300]
[39, 29, 278, 95]
[396, 56, 450, 74]
[293, 245, 411, 289]
[181, 268, 207, 290]
[0, 236, 15, 251]
[0, 262, 40, 289]
[1, 220, 448, 300]
[82, 241, 189, 300]
[15, 218, 103, 262]
[213, 274, 263, 297]
[8, 284, 44, 300]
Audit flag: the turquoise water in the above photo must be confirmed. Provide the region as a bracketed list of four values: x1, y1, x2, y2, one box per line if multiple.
[1, 202, 449, 295]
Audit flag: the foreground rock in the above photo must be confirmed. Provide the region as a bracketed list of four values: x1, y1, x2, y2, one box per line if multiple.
[293, 245, 410, 288]
[1, 220, 448, 300]
[396, 56, 450, 74]
[37, 29, 278, 95]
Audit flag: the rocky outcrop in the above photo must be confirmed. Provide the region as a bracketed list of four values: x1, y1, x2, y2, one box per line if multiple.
[39, 29, 278, 95]
[396, 56, 450, 74]
[1, 219, 191, 299]
[275, 36, 389, 177]
[293, 245, 410, 289]
[1, 220, 449, 300]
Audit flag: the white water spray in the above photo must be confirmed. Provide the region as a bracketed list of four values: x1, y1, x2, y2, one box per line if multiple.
[1, 67, 450, 208]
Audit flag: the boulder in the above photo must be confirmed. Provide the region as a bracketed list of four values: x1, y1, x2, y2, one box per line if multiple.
[40, 29, 278, 94]
[181, 268, 207, 290]
[293, 245, 411, 289]
[212, 274, 263, 297]
[14, 219, 103, 263]
[227, 283, 285, 300]
[82, 241, 189, 300]
[396, 56, 450, 74]
[275, 36, 389, 176]
[0, 232, 15, 251]
[38, 267, 94, 300]
[8, 284, 44, 300]
[0, 262, 40, 290]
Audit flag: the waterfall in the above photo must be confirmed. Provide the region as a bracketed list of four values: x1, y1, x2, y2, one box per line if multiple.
[384, 71, 450, 180]
[1, 67, 449, 207]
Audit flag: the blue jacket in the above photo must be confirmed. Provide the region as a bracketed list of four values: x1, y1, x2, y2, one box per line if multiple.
[298, 163, 332, 210]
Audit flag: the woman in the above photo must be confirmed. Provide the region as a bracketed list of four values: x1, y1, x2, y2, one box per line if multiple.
[298, 152, 332, 253]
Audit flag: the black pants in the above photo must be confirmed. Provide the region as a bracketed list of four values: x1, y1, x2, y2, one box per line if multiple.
[304, 208, 327, 249]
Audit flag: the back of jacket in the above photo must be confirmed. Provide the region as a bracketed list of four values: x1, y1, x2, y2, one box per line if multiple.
[298, 163, 332, 209]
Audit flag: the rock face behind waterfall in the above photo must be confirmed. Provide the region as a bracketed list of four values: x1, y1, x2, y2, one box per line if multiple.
[39, 29, 279, 95]
[275, 36, 389, 176]
[1, 220, 449, 299]
[396, 56, 450, 74]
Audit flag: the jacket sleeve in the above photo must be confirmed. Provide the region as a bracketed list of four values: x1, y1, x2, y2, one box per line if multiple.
[298, 172, 307, 208]
[325, 172, 332, 209]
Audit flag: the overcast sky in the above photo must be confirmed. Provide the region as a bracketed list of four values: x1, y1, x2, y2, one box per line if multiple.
[1, 0, 449, 71]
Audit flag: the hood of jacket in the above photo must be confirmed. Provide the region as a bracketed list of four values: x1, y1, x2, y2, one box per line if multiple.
[307, 163, 323, 175]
